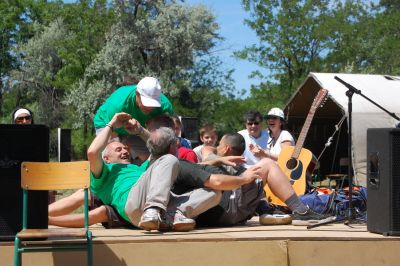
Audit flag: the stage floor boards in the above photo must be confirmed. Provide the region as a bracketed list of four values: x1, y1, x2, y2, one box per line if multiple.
[2, 217, 400, 266]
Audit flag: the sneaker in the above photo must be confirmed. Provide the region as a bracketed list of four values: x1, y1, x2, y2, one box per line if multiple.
[173, 210, 196, 232]
[291, 207, 334, 226]
[139, 208, 161, 231]
[260, 213, 293, 225]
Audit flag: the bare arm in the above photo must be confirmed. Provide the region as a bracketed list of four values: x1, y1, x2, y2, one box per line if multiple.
[249, 144, 279, 161]
[200, 155, 246, 167]
[125, 118, 150, 141]
[87, 112, 131, 177]
[49, 205, 108, 228]
[203, 166, 262, 190]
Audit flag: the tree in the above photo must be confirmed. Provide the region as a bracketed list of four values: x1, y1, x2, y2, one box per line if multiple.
[236, 0, 375, 102]
[237, 0, 337, 99]
[66, 1, 221, 129]
[322, 1, 373, 73]
[0, 0, 36, 116]
[11, 19, 72, 127]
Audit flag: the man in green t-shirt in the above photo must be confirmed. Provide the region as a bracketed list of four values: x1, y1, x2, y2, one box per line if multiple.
[90, 112, 214, 231]
[93, 76, 173, 160]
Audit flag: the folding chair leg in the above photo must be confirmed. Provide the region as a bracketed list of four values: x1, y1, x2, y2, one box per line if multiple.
[87, 231, 93, 266]
[14, 236, 21, 266]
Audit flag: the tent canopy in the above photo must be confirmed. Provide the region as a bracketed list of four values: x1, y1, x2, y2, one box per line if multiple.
[284, 73, 400, 186]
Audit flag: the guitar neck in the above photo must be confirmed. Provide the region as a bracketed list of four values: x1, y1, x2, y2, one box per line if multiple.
[292, 108, 315, 158]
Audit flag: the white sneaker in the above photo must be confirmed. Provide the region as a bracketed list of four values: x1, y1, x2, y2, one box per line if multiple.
[139, 208, 161, 231]
[173, 210, 196, 232]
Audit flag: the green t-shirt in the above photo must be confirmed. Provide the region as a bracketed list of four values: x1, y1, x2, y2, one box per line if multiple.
[90, 161, 150, 222]
[93, 84, 173, 135]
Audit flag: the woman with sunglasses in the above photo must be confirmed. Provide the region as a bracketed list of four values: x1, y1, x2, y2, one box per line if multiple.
[12, 107, 34, 124]
[238, 111, 270, 168]
[250, 107, 294, 161]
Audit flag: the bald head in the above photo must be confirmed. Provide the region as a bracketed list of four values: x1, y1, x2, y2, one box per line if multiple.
[216, 133, 245, 157]
[102, 141, 131, 164]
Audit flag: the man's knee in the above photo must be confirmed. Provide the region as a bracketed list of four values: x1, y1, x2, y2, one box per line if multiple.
[258, 157, 275, 167]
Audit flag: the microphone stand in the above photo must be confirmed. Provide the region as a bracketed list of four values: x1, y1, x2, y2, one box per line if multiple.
[308, 76, 400, 229]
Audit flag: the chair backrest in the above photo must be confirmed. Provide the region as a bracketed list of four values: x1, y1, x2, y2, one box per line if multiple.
[21, 161, 90, 191]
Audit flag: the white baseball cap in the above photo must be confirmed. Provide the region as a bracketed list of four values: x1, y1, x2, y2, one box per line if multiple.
[266, 107, 285, 120]
[137, 77, 162, 107]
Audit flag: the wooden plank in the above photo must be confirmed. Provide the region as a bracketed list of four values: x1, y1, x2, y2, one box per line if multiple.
[21, 161, 90, 190]
[289, 240, 400, 266]
[2, 220, 400, 266]
[18, 228, 87, 239]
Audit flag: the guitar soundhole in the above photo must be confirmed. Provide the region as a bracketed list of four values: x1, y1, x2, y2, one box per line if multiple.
[286, 158, 298, 170]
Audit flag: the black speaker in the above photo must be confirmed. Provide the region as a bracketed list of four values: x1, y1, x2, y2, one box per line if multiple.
[0, 125, 49, 241]
[58, 128, 71, 162]
[180, 117, 199, 147]
[367, 128, 400, 236]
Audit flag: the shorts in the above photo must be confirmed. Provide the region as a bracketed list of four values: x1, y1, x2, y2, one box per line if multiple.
[217, 179, 264, 226]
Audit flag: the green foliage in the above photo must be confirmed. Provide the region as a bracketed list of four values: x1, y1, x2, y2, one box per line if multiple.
[238, 0, 335, 99]
[3, 0, 400, 159]
[65, 1, 222, 129]
[238, 0, 400, 108]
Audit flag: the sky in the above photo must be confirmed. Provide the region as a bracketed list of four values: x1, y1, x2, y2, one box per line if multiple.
[185, 0, 263, 95]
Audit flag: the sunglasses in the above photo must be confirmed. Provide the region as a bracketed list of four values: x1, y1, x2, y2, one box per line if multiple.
[267, 116, 280, 120]
[15, 115, 32, 122]
[247, 121, 260, 126]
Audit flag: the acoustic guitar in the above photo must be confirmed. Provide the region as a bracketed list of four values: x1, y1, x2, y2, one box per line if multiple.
[264, 89, 328, 206]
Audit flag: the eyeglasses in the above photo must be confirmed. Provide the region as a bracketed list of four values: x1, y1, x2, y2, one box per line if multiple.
[247, 121, 260, 126]
[15, 115, 32, 122]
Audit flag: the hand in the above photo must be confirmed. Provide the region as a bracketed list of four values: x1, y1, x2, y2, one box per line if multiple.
[217, 156, 246, 167]
[249, 144, 267, 158]
[125, 118, 143, 135]
[109, 112, 131, 129]
[240, 166, 262, 184]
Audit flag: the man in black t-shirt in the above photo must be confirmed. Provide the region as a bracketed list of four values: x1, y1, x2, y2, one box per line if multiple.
[189, 133, 332, 227]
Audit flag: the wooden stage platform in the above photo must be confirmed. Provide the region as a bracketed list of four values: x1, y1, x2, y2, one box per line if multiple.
[1, 217, 400, 266]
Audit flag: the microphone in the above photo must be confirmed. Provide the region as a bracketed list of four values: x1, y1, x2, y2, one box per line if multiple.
[334, 76, 361, 94]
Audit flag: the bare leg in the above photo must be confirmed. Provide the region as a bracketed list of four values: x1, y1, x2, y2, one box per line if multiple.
[49, 205, 108, 228]
[253, 158, 295, 202]
[48, 189, 87, 216]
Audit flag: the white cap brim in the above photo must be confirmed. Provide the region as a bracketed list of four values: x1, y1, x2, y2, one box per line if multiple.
[140, 95, 161, 107]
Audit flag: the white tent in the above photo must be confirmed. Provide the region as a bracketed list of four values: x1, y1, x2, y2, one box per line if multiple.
[284, 73, 400, 186]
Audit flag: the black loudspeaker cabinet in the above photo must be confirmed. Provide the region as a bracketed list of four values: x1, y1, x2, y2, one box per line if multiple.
[180, 117, 199, 147]
[0, 124, 49, 241]
[367, 128, 400, 236]
[58, 128, 71, 162]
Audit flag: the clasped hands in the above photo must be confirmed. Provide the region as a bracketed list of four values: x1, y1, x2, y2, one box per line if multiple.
[109, 112, 143, 135]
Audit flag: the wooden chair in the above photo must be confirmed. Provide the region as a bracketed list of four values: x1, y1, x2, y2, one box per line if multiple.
[14, 161, 93, 266]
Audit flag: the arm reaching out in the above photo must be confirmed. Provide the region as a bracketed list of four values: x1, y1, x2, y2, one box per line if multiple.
[204, 166, 262, 190]
[200, 156, 246, 167]
[125, 118, 150, 141]
[87, 112, 131, 176]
